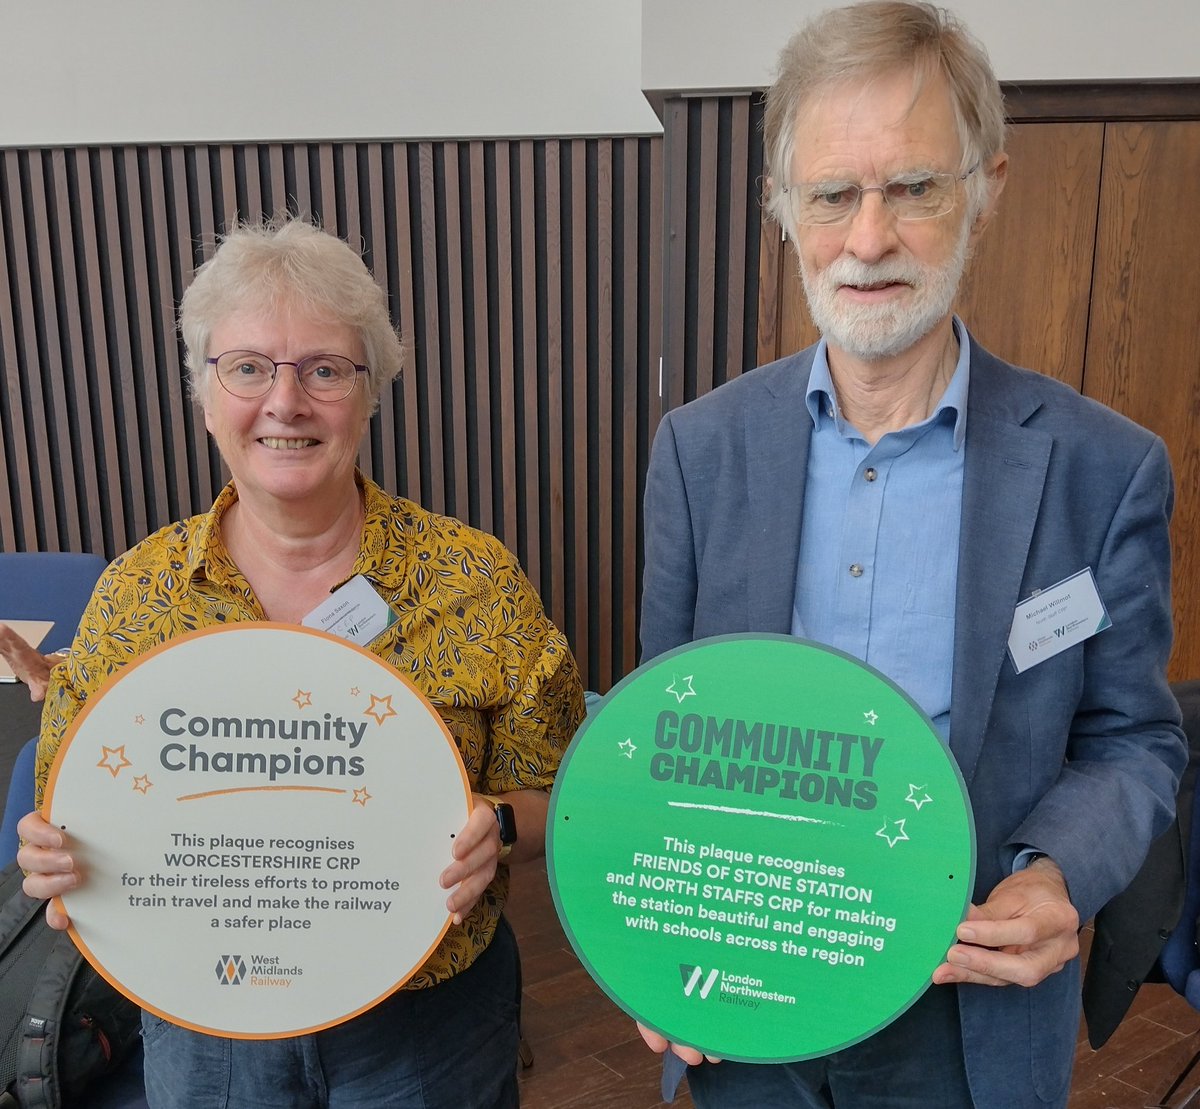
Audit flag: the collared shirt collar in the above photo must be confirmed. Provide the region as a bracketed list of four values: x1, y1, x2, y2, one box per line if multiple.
[184, 479, 240, 587]
[183, 470, 406, 591]
[804, 316, 971, 449]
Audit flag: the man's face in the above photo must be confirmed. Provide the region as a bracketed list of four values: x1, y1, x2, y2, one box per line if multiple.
[788, 70, 985, 361]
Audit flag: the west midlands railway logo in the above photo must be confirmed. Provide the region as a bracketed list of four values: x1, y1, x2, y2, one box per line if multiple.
[216, 955, 247, 985]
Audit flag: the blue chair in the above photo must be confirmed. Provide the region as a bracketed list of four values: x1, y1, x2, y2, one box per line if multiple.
[0, 552, 108, 652]
[0, 553, 148, 1107]
[0, 552, 108, 861]
[0, 739, 38, 864]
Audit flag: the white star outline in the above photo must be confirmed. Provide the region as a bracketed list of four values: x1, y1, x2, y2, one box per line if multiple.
[618, 738, 637, 759]
[863, 709, 878, 726]
[665, 674, 696, 704]
[906, 784, 934, 810]
[876, 817, 910, 848]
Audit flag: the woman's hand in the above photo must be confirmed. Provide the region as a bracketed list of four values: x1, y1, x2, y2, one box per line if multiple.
[439, 795, 504, 924]
[0, 622, 57, 701]
[439, 789, 549, 924]
[15, 810, 79, 929]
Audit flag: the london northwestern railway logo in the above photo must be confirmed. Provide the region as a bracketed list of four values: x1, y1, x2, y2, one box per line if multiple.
[680, 964, 720, 999]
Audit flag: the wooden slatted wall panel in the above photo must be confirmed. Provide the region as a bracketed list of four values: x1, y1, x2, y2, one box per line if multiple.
[0, 137, 663, 692]
[660, 94, 766, 411]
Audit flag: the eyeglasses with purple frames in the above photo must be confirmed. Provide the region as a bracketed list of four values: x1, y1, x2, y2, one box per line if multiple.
[206, 350, 369, 402]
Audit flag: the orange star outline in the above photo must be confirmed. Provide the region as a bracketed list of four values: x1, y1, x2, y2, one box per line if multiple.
[364, 694, 397, 726]
[97, 745, 133, 778]
[293, 689, 313, 710]
[132, 775, 153, 794]
[352, 787, 372, 807]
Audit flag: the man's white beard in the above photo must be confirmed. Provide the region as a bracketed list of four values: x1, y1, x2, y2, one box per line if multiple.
[799, 218, 971, 360]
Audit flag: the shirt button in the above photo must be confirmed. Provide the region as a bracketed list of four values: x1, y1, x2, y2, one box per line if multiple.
[864, 467, 877, 482]
[849, 563, 864, 578]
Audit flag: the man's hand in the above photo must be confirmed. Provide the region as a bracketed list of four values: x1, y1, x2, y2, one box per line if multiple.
[932, 857, 1079, 988]
[0, 622, 57, 701]
[637, 1023, 721, 1065]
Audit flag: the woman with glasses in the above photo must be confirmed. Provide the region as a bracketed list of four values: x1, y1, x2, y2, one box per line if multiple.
[16, 219, 583, 1108]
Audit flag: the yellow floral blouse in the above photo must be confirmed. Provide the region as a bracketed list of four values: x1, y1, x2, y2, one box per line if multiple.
[36, 474, 584, 988]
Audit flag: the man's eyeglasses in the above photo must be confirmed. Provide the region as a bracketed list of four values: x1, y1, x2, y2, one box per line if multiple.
[206, 351, 370, 402]
[781, 164, 979, 227]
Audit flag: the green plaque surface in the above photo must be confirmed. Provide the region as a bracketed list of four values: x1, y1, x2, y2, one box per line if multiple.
[547, 635, 975, 1062]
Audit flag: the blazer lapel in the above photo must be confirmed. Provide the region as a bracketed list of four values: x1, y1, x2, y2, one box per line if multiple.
[949, 353, 1052, 784]
[746, 352, 815, 634]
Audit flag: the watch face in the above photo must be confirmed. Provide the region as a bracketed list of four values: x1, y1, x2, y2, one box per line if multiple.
[494, 802, 518, 845]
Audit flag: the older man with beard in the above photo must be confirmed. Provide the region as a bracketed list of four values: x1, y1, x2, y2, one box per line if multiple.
[637, 3, 1185, 1108]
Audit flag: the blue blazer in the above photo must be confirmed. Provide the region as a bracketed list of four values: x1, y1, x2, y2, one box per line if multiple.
[641, 339, 1186, 1108]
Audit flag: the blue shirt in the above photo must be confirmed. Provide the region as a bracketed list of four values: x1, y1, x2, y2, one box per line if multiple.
[790, 320, 970, 741]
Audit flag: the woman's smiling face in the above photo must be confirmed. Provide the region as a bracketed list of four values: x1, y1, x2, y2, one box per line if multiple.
[202, 305, 370, 509]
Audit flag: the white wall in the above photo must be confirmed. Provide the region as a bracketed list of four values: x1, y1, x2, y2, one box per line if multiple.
[643, 0, 1200, 92]
[6, 1, 1197, 149]
[2, 0, 661, 147]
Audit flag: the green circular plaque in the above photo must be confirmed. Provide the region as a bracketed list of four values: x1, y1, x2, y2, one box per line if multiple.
[547, 634, 975, 1062]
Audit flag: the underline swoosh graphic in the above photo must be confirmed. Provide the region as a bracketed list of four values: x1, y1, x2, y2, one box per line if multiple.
[666, 800, 842, 827]
[176, 785, 348, 801]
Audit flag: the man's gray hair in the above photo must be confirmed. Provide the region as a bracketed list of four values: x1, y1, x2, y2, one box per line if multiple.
[763, 1, 1006, 234]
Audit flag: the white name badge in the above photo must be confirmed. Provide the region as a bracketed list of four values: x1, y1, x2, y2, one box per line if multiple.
[303, 574, 396, 647]
[44, 623, 470, 1039]
[1006, 568, 1111, 675]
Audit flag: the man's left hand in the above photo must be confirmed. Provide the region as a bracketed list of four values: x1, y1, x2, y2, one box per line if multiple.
[932, 857, 1079, 988]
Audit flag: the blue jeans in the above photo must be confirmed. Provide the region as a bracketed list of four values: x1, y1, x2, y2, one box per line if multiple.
[684, 984, 973, 1108]
[142, 917, 520, 1109]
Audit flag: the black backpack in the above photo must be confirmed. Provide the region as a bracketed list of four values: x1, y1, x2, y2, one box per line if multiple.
[0, 861, 142, 1108]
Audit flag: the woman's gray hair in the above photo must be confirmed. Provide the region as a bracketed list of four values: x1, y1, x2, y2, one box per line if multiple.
[763, 1, 1006, 233]
[179, 218, 403, 411]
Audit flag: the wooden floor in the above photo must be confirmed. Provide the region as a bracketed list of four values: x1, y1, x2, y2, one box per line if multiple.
[507, 858, 1200, 1109]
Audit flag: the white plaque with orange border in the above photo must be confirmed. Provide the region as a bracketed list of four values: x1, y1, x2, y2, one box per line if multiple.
[42, 623, 470, 1038]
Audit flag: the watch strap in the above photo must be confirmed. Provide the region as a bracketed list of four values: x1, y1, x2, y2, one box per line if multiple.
[478, 795, 517, 859]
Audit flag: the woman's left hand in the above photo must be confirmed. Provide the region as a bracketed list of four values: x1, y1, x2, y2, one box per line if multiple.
[439, 795, 504, 924]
